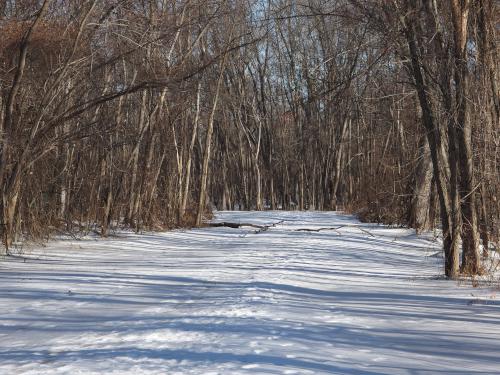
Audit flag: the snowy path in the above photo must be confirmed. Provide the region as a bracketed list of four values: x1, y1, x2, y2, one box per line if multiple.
[1, 211, 499, 375]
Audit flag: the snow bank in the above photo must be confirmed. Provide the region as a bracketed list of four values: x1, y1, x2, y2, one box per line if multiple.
[1, 211, 499, 374]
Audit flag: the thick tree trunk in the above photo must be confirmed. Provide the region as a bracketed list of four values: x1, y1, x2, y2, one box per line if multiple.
[410, 137, 433, 233]
[450, 0, 481, 274]
[404, 21, 460, 278]
[478, 184, 490, 257]
[3, 182, 20, 251]
[456, 81, 480, 273]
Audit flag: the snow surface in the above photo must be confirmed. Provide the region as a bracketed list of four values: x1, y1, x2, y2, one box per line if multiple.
[0, 211, 499, 375]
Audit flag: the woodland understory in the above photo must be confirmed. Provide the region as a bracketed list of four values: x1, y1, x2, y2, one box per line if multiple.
[0, 0, 498, 278]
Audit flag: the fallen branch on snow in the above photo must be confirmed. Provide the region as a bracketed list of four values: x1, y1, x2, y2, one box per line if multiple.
[209, 220, 284, 234]
[295, 225, 345, 234]
[356, 227, 376, 237]
[295, 226, 346, 232]
[294, 225, 376, 237]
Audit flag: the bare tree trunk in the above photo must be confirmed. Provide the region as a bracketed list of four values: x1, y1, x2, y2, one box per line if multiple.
[331, 118, 350, 210]
[450, 0, 481, 273]
[126, 89, 149, 226]
[478, 183, 490, 257]
[404, 20, 460, 278]
[180, 81, 201, 220]
[410, 136, 433, 233]
[196, 55, 227, 226]
[101, 94, 125, 237]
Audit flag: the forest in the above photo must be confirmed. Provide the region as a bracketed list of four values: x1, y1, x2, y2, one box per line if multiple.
[0, 0, 498, 278]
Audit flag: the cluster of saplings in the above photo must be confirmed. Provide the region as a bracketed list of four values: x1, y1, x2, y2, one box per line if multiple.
[0, 0, 497, 278]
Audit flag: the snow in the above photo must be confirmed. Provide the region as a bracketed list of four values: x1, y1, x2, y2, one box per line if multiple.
[0, 211, 499, 374]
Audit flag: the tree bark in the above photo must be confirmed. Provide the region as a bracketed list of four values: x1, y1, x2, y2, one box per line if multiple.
[449, 0, 481, 273]
[410, 136, 433, 233]
[404, 20, 459, 278]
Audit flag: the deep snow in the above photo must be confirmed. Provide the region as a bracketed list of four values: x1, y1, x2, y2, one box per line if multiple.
[0, 211, 499, 374]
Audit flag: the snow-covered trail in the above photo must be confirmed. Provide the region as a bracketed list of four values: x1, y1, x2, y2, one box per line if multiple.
[0, 211, 499, 375]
